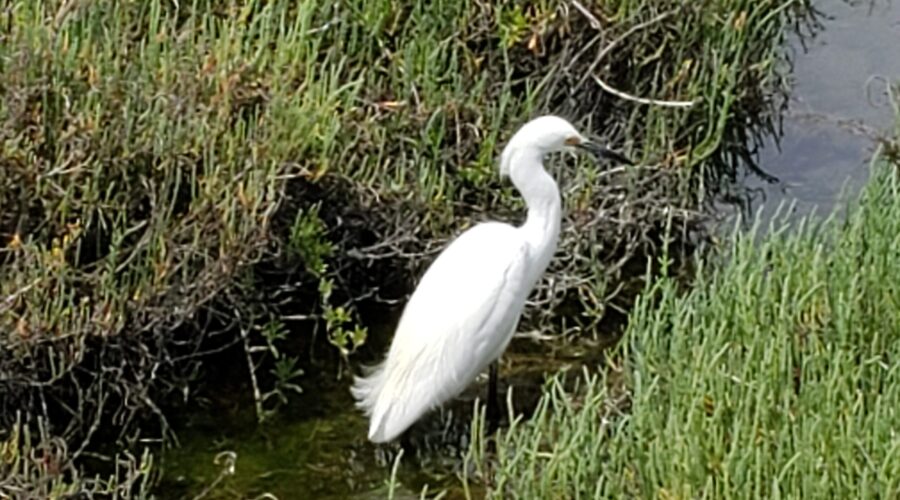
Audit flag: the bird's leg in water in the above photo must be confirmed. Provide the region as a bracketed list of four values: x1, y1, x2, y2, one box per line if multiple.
[487, 360, 499, 436]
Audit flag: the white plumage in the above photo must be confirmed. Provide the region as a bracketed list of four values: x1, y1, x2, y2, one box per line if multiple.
[352, 116, 600, 443]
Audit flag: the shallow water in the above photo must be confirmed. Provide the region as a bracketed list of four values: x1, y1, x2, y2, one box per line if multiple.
[156, 359, 439, 499]
[155, 2, 900, 497]
[155, 331, 609, 498]
[742, 0, 899, 222]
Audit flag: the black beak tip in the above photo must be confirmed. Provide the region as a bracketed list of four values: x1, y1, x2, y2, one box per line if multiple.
[577, 141, 633, 165]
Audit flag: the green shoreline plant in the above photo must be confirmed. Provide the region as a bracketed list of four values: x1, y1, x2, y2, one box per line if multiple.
[466, 143, 900, 497]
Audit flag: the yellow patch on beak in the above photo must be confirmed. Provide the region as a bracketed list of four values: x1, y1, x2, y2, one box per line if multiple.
[564, 136, 582, 146]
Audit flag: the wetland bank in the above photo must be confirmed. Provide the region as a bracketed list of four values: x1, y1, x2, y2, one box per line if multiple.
[1, 0, 899, 498]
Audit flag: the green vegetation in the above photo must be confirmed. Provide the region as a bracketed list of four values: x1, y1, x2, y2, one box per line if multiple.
[0, 415, 153, 498]
[468, 146, 900, 497]
[0, 0, 820, 495]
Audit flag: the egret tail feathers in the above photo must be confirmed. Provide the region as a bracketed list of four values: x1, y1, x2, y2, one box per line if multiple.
[350, 362, 386, 416]
[351, 359, 450, 443]
[351, 362, 399, 442]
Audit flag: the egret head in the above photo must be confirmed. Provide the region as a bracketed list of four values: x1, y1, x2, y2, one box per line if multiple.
[500, 115, 631, 177]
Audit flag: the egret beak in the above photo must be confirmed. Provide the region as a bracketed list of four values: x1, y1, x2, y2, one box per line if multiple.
[576, 140, 633, 165]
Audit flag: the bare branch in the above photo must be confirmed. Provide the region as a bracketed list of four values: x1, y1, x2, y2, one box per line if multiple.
[592, 75, 697, 108]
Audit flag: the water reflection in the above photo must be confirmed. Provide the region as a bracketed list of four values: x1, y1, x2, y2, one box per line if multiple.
[739, 0, 899, 223]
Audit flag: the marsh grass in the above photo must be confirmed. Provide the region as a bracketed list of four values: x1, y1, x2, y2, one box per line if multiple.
[467, 149, 900, 497]
[0, 0, 812, 492]
[0, 413, 154, 498]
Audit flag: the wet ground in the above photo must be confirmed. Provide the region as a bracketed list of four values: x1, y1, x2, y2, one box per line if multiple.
[156, 1, 900, 497]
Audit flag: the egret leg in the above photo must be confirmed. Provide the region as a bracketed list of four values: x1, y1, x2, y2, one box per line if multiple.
[486, 360, 499, 436]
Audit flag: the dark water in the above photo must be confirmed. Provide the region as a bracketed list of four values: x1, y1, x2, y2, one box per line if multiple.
[156, 332, 607, 498]
[742, 0, 899, 222]
[156, 359, 436, 499]
[156, 2, 900, 498]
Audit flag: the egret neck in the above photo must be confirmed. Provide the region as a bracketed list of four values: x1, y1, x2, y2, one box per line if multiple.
[508, 147, 562, 285]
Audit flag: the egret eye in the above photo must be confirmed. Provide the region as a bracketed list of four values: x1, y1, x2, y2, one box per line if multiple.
[564, 136, 582, 146]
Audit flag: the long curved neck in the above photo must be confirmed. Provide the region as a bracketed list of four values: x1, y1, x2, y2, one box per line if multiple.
[508, 147, 562, 280]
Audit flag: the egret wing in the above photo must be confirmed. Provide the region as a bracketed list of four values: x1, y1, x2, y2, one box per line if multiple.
[359, 222, 530, 442]
[391, 221, 528, 370]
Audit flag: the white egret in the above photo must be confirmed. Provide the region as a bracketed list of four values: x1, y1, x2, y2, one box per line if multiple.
[351, 115, 629, 443]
